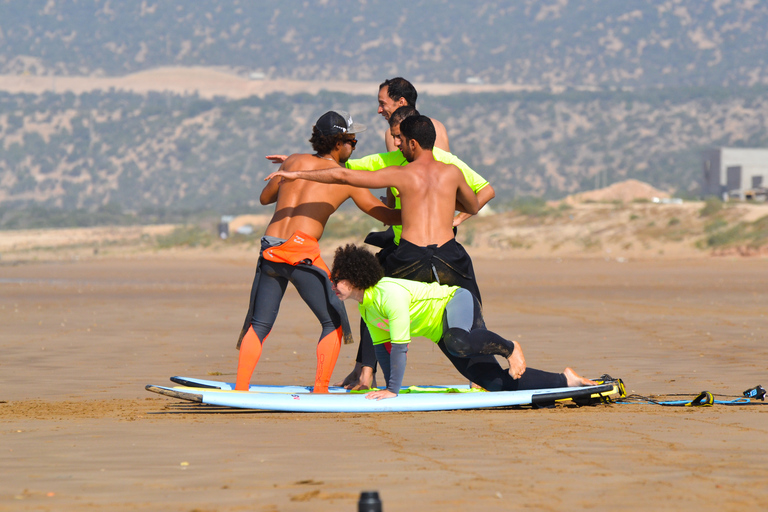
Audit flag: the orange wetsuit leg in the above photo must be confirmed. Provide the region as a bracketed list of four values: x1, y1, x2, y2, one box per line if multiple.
[313, 326, 342, 393]
[235, 326, 268, 391]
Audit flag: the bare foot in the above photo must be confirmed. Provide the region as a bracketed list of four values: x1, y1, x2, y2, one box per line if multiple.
[564, 367, 597, 387]
[507, 340, 526, 380]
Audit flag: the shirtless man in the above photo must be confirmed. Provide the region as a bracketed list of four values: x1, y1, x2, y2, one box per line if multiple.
[264, 108, 493, 387]
[378, 77, 450, 152]
[268, 105, 494, 231]
[265, 114, 478, 263]
[265, 115, 483, 388]
[351, 105, 495, 239]
[234, 110, 400, 393]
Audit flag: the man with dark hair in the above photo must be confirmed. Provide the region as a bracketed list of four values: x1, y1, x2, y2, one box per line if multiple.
[330, 244, 598, 400]
[264, 107, 495, 388]
[266, 115, 479, 293]
[378, 77, 450, 152]
[265, 114, 485, 388]
[234, 110, 400, 393]
[338, 107, 496, 388]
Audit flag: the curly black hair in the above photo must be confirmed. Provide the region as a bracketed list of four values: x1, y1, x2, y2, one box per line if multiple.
[309, 126, 345, 154]
[331, 244, 384, 291]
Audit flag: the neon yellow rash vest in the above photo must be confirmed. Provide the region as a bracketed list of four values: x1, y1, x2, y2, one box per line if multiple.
[358, 277, 460, 345]
[346, 147, 489, 244]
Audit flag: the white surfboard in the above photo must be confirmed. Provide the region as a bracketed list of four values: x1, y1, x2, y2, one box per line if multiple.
[168, 375, 471, 394]
[146, 379, 621, 413]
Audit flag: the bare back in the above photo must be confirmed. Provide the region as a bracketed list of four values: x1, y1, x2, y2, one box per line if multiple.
[262, 153, 398, 240]
[394, 154, 474, 247]
[262, 154, 356, 240]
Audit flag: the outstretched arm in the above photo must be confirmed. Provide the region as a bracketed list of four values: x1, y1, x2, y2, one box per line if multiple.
[265, 165, 406, 191]
[348, 188, 402, 226]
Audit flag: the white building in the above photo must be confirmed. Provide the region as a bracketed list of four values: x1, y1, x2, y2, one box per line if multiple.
[702, 147, 768, 200]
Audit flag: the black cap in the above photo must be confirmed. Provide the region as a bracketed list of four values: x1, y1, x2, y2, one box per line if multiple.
[315, 110, 366, 136]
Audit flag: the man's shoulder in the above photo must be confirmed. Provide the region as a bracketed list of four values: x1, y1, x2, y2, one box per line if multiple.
[430, 117, 447, 131]
[284, 153, 338, 171]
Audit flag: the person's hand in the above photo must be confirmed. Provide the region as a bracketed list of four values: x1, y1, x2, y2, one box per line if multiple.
[365, 389, 397, 400]
[334, 363, 375, 390]
[264, 170, 296, 182]
[265, 154, 288, 164]
[453, 212, 472, 227]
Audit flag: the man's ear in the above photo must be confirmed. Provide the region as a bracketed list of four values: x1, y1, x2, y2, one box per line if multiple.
[396, 97, 408, 108]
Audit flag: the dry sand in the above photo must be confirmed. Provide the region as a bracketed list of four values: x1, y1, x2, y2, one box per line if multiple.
[2, 248, 767, 511]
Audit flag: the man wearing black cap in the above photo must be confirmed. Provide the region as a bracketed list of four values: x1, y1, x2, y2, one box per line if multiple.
[234, 110, 400, 393]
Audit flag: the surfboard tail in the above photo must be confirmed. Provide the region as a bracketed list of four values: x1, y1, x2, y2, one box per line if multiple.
[146, 384, 203, 403]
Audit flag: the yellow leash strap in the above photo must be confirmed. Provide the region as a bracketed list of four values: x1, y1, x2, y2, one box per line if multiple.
[684, 391, 714, 407]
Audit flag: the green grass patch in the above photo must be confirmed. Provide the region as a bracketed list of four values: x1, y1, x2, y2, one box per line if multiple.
[701, 215, 768, 248]
[699, 196, 724, 217]
[155, 225, 213, 248]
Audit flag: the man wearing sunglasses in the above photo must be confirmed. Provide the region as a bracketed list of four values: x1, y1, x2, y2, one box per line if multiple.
[234, 110, 400, 393]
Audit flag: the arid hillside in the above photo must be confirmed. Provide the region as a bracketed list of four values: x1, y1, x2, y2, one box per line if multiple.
[3, 183, 766, 263]
[2, 84, 768, 218]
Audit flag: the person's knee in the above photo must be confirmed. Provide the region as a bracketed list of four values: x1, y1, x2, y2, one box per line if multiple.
[443, 327, 473, 357]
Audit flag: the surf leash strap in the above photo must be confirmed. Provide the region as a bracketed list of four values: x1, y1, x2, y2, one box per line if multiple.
[684, 391, 714, 407]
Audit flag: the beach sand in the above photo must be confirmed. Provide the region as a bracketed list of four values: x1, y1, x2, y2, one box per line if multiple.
[2, 252, 767, 511]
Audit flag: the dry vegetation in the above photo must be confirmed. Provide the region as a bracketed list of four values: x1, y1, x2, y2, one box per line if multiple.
[2, 192, 767, 264]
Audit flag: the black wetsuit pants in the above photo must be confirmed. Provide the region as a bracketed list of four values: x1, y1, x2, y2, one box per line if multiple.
[248, 259, 342, 342]
[439, 289, 567, 391]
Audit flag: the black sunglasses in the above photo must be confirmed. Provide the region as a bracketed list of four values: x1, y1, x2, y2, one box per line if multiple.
[344, 138, 358, 148]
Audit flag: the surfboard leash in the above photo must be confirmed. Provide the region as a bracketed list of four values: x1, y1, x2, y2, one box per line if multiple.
[615, 385, 766, 407]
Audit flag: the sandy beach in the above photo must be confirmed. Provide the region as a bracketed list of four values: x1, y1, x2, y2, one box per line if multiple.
[2, 246, 767, 511]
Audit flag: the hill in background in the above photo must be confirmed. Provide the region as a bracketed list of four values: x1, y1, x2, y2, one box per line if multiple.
[2, 1, 768, 225]
[2, 85, 768, 224]
[2, 1, 768, 89]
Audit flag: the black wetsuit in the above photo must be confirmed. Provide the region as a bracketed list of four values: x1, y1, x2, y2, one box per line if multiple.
[438, 289, 567, 391]
[357, 233, 483, 369]
[237, 236, 352, 348]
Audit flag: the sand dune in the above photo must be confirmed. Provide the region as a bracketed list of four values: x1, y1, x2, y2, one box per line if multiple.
[0, 66, 545, 99]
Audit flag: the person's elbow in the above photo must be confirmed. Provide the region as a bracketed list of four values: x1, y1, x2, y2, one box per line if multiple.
[483, 185, 496, 204]
[464, 196, 480, 215]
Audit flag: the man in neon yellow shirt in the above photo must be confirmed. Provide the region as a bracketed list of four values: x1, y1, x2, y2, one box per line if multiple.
[341, 106, 494, 389]
[330, 244, 598, 400]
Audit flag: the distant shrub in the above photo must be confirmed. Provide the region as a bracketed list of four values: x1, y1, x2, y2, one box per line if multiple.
[155, 225, 213, 248]
[704, 218, 728, 233]
[505, 196, 552, 217]
[699, 196, 723, 217]
[705, 224, 747, 248]
[700, 214, 768, 249]
[667, 217, 680, 226]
